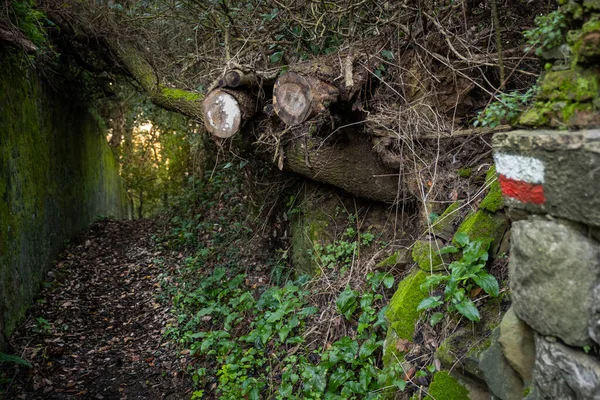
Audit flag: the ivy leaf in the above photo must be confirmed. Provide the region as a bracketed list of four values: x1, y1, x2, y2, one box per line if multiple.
[455, 298, 480, 322]
[358, 337, 381, 360]
[336, 285, 359, 320]
[430, 312, 444, 327]
[383, 275, 395, 289]
[473, 273, 500, 297]
[439, 245, 459, 254]
[270, 51, 284, 63]
[0, 353, 32, 368]
[454, 232, 470, 247]
[381, 49, 394, 60]
[417, 296, 443, 311]
[328, 367, 354, 392]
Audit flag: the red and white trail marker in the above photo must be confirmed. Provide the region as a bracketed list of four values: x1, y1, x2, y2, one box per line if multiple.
[493, 153, 546, 205]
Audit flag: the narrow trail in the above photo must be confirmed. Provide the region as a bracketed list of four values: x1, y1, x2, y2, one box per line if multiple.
[3, 219, 191, 400]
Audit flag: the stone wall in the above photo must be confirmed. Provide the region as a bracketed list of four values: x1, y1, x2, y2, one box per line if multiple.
[0, 54, 130, 348]
[491, 129, 600, 399]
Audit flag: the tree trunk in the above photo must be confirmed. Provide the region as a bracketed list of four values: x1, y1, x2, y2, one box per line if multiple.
[202, 88, 257, 138]
[273, 72, 339, 126]
[138, 190, 143, 219]
[281, 130, 406, 203]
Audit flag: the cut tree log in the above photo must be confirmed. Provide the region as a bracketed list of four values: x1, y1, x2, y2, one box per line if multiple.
[202, 89, 257, 138]
[218, 69, 258, 88]
[282, 130, 406, 203]
[273, 72, 338, 126]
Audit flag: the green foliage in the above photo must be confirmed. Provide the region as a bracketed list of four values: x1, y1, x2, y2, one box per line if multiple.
[313, 227, 376, 272]
[32, 317, 52, 335]
[9, 0, 47, 47]
[163, 257, 400, 398]
[418, 233, 499, 324]
[523, 11, 568, 56]
[0, 352, 32, 368]
[474, 87, 537, 128]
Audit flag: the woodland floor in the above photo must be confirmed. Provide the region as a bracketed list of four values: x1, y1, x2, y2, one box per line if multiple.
[1, 219, 192, 400]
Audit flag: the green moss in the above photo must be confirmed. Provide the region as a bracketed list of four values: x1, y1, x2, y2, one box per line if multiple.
[523, 385, 532, 397]
[0, 54, 129, 348]
[480, 166, 504, 212]
[538, 69, 599, 102]
[453, 210, 508, 248]
[290, 194, 335, 275]
[161, 87, 202, 102]
[385, 270, 428, 340]
[426, 372, 470, 400]
[519, 102, 552, 127]
[412, 240, 447, 272]
[457, 167, 472, 178]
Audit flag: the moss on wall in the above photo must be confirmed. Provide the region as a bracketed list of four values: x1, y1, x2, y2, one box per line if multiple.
[0, 53, 129, 348]
[425, 371, 470, 400]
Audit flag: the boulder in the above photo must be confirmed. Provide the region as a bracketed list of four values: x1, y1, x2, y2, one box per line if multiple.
[531, 335, 600, 399]
[510, 218, 599, 347]
[499, 307, 536, 384]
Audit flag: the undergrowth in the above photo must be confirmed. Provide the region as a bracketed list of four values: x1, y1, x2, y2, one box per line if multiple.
[156, 163, 410, 399]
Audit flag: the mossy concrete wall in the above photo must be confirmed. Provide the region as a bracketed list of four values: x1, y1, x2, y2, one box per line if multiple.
[0, 55, 130, 348]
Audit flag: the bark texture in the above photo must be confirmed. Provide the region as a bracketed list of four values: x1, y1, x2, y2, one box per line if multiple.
[109, 41, 205, 119]
[282, 130, 404, 203]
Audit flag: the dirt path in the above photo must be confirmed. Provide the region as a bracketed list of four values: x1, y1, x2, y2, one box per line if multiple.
[2, 219, 191, 400]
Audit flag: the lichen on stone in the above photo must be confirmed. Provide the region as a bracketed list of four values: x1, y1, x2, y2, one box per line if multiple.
[426, 371, 470, 400]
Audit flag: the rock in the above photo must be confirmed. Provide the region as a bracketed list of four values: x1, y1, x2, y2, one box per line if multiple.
[537, 69, 599, 102]
[436, 329, 488, 381]
[435, 297, 505, 381]
[540, 44, 572, 61]
[499, 307, 536, 384]
[411, 239, 450, 272]
[377, 248, 411, 269]
[531, 335, 600, 399]
[426, 371, 470, 400]
[493, 129, 600, 227]
[432, 201, 461, 240]
[479, 166, 504, 213]
[479, 328, 524, 400]
[453, 210, 509, 256]
[588, 284, 600, 344]
[510, 218, 599, 347]
[384, 270, 428, 341]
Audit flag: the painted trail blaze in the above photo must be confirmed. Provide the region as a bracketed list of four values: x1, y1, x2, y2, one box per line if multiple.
[494, 153, 546, 205]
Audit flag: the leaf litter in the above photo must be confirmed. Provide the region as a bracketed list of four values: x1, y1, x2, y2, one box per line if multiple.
[1, 219, 192, 399]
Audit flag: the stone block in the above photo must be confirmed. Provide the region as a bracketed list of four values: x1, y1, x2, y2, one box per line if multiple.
[493, 129, 600, 227]
[510, 218, 600, 347]
[479, 328, 524, 400]
[531, 335, 600, 399]
[499, 307, 536, 384]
